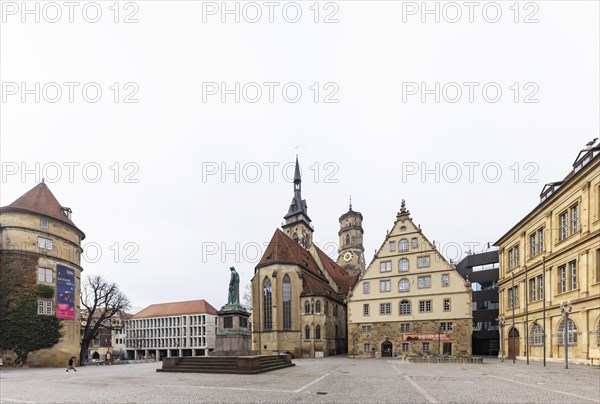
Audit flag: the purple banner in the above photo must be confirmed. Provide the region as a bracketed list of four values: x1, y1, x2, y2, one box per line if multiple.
[56, 265, 75, 320]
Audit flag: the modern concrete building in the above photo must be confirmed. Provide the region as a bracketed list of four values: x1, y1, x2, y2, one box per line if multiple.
[347, 201, 473, 358]
[0, 182, 85, 367]
[495, 141, 600, 365]
[251, 157, 359, 358]
[125, 299, 218, 360]
[456, 250, 500, 356]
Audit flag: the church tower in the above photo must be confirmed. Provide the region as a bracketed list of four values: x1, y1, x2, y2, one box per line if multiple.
[282, 156, 314, 248]
[336, 198, 366, 275]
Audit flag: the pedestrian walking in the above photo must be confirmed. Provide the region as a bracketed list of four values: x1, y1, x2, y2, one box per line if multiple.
[66, 356, 77, 372]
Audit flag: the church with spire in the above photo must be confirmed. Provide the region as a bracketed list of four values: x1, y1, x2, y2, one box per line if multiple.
[251, 157, 361, 357]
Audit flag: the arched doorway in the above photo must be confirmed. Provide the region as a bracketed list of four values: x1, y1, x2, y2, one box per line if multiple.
[381, 341, 393, 357]
[92, 351, 100, 360]
[508, 327, 520, 359]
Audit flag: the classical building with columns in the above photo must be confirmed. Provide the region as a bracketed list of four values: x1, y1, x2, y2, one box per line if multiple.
[251, 157, 360, 357]
[125, 299, 218, 360]
[495, 142, 600, 365]
[0, 182, 85, 367]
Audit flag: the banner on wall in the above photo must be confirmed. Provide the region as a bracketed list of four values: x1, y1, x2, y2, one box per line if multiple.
[56, 265, 75, 320]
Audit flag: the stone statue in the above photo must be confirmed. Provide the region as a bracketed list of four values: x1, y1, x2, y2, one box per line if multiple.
[227, 266, 240, 306]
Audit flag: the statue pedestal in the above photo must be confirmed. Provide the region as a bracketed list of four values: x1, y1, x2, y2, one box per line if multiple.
[212, 306, 255, 356]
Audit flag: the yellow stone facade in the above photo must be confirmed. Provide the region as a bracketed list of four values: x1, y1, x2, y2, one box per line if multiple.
[348, 203, 472, 357]
[0, 184, 84, 367]
[496, 146, 600, 365]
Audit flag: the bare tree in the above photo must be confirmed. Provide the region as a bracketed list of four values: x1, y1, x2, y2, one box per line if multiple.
[242, 282, 252, 312]
[80, 275, 129, 365]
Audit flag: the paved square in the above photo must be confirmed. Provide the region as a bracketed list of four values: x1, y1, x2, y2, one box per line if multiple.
[1, 357, 599, 403]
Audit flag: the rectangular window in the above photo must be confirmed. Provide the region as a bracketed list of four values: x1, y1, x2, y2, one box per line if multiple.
[38, 237, 53, 250]
[441, 274, 449, 287]
[402, 342, 409, 352]
[380, 280, 391, 292]
[417, 276, 431, 289]
[530, 233, 536, 258]
[559, 265, 567, 293]
[37, 300, 44, 315]
[538, 274, 544, 300]
[423, 342, 430, 352]
[569, 260, 577, 290]
[400, 323, 410, 333]
[37, 268, 53, 284]
[38, 300, 53, 315]
[538, 228, 545, 253]
[559, 211, 568, 241]
[570, 204, 579, 235]
[380, 261, 392, 272]
[411, 238, 418, 248]
[361, 325, 372, 333]
[363, 282, 370, 294]
[508, 286, 519, 308]
[363, 304, 370, 316]
[389, 241, 396, 252]
[40, 219, 49, 229]
[380, 303, 391, 315]
[529, 278, 536, 302]
[440, 322, 453, 331]
[364, 343, 370, 353]
[419, 300, 432, 312]
[417, 256, 430, 268]
[443, 299, 451, 311]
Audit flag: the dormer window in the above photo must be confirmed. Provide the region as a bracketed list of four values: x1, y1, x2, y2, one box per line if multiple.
[61, 207, 72, 219]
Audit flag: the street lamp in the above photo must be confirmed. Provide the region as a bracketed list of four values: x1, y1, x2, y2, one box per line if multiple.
[560, 301, 572, 369]
[498, 315, 506, 362]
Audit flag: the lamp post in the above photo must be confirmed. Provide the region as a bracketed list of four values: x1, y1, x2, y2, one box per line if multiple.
[511, 272, 515, 364]
[498, 315, 506, 362]
[560, 301, 572, 369]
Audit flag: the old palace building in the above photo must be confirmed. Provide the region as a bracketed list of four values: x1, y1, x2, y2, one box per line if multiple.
[495, 143, 600, 364]
[347, 201, 473, 357]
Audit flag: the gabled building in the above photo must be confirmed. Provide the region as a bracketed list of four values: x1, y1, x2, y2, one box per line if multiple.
[251, 157, 359, 358]
[0, 182, 85, 367]
[495, 142, 600, 364]
[347, 201, 472, 357]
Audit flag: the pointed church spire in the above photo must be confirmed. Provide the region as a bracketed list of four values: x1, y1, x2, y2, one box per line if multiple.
[349, 195, 352, 211]
[285, 156, 309, 219]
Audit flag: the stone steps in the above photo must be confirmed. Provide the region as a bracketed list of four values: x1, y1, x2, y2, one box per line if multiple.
[157, 355, 294, 374]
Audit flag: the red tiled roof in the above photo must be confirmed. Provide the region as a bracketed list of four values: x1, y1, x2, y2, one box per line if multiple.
[3, 182, 84, 237]
[257, 229, 348, 300]
[132, 300, 218, 319]
[314, 246, 359, 294]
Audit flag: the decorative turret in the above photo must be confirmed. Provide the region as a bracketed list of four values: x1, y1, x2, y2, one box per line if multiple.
[336, 197, 366, 275]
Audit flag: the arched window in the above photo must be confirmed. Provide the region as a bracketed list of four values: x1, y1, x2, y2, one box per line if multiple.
[399, 300, 411, 315]
[315, 325, 321, 340]
[334, 304, 338, 317]
[324, 301, 329, 315]
[399, 239, 409, 252]
[315, 300, 321, 314]
[558, 319, 577, 345]
[335, 325, 338, 338]
[305, 325, 310, 340]
[345, 234, 350, 246]
[399, 259, 409, 272]
[529, 324, 544, 345]
[263, 278, 272, 330]
[282, 275, 291, 330]
[304, 301, 311, 314]
[293, 232, 299, 242]
[399, 279, 410, 292]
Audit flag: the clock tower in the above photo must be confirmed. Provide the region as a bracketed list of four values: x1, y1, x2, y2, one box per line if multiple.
[336, 199, 366, 275]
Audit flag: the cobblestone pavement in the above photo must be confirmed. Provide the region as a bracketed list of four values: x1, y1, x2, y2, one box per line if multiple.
[1, 357, 598, 403]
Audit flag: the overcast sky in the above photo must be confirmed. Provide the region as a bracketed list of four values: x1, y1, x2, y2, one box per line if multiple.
[1, 1, 598, 311]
